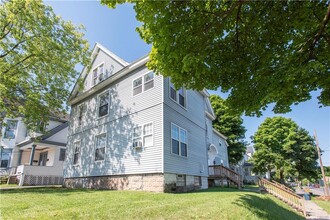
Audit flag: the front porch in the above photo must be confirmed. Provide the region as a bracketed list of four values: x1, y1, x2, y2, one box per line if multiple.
[9, 141, 65, 186]
[16, 164, 63, 186]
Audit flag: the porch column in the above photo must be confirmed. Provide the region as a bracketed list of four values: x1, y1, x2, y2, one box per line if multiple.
[29, 144, 36, 165]
[17, 150, 23, 165]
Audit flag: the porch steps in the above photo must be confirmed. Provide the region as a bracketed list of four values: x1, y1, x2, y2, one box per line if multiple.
[208, 165, 243, 189]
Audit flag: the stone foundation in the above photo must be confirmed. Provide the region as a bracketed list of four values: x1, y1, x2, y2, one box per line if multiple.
[64, 173, 208, 193]
[64, 173, 164, 192]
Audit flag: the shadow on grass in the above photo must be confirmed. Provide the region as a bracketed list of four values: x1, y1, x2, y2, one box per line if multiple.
[234, 194, 305, 220]
[189, 186, 245, 194]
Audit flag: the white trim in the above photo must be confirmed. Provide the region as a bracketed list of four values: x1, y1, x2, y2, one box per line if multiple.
[129, 56, 148, 69]
[209, 144, 218, 154]
[69, 55, 149, 105]
[170, 122, 188, 158]
[205, 111, 216, 120]
[96, 42, 129, 66]
[132, 122, 154, 149]
[97, 90, 110, 119]
[92, 61, 105, 87]
[77, 103, 85, 130]
[212, 128, 228, 140]
[132, 71, 155, 97]
[72, 140, 81, 166]
[94, 132, 107, 162]
[161, 76, 164, 173]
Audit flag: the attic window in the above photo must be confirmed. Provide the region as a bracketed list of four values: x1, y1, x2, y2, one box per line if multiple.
[93, 64, 104, 86]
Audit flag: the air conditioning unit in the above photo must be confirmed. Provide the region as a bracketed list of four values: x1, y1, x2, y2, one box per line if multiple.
[133, 141, 143, 149]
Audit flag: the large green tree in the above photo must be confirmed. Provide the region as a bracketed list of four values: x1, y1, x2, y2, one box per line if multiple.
[0, 0, 90, 129]
[252, 116, 318, 183]
[210, 95, 246, 165]
[103, 1, 330, 116]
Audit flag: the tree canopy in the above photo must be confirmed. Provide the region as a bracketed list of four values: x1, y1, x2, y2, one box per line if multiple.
[252, 116, 318, 182]
[0, 0, 90, 128]
[210, 95, 246, 165]
[103, 0, 330, 116]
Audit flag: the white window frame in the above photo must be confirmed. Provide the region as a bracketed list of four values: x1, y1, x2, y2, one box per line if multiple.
[171, 123, 188, 157]
[97, 90, 110, 118]
[73, 141, 81, 166]
[94, 133, 107, 162]
[132, 122, 154, 148]
[92, 62, 105, 86]
[132, 71, 154, 96]
[169, 80, 187, 109]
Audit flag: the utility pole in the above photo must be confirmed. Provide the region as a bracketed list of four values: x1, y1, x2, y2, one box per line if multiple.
[314, 130, 329, 197]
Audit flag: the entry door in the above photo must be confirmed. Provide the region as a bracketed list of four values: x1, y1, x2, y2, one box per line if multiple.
[39, 152, 48, 166]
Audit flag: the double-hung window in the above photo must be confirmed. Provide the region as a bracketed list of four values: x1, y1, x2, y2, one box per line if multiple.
[98, 91, 110, 117]
[78, 104, 85, 127]
[169, 81, 186, 108]
[92, 64, 104, 86]
[133, 77, 143, 96]
[171, 123, 187, 157]
[132, 123, 153, 148]
[59, 148, 66, 161]
[95, 133, 106, 161]
[4, 120, 18, 139]
[73, 142, 80, 165]
[132, 72, 154, 96]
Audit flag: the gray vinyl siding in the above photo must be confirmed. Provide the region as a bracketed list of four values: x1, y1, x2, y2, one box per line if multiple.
[212, 132, 229, 167]
[65, 63, 163, 178]
[64, 104, 163, 178]
[83, 49, 125, 92]
[163, 105, 208, 177]
[163, 78, 205, 128]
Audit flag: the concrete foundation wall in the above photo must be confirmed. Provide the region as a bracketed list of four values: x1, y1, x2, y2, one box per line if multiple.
[64, 172, 209, 193]
[64, 173, 164, 192]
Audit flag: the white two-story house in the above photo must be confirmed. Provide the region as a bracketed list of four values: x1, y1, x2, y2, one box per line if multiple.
[64, 43, 229, 192]
[0, 116, 68, 185]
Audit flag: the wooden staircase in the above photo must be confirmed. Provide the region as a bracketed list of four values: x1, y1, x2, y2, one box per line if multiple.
[258, 177, 306, 217]
[208, 165, 242, 189]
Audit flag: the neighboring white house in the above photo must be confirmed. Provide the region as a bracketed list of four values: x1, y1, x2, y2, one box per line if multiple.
[234, 146, 258, 184]
[63, 43, 229, 192]
[0, 116, 68, 185]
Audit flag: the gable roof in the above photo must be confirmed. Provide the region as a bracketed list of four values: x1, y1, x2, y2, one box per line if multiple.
[68, 42, 129, 103]
[17, 122, 69, 147]
[68, 53, 149, 105]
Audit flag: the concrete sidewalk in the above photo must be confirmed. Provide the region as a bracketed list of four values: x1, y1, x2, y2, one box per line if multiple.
[305, 200, 330, 220]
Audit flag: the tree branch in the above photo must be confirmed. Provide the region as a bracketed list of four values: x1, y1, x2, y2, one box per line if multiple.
[2, 53, 35, 75]
[0, 22, 13, 40]
[0, 39, 27, 58]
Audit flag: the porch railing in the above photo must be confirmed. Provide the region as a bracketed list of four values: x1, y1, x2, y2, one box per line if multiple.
[258, 177, 306, 217]
[208, 165, 242, 188]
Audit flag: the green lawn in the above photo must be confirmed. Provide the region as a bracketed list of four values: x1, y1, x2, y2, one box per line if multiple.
[0, 184, 18, 188]
[313, 199, 330, 214]
[0, 187, 304, 220]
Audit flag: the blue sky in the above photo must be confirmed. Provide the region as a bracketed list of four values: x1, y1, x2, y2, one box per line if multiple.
[46, 1, 330, 165]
